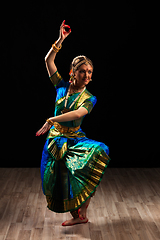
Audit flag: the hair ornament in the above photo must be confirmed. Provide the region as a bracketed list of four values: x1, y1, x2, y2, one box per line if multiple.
[69, 55, 93, 82]
[71, 55, 93, 74]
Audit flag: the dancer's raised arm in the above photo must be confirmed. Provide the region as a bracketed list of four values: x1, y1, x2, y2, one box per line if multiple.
[45, 20, 71, 77]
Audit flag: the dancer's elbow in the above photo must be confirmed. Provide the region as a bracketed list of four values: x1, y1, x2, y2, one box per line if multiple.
[75, 108, 88, 119]
[74, 111, 81, 119]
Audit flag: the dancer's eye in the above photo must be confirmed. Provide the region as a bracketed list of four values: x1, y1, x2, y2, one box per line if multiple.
[79, 70, 85, 73]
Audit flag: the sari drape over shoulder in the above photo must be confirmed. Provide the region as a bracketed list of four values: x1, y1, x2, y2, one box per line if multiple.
[40, 71, 111, 213]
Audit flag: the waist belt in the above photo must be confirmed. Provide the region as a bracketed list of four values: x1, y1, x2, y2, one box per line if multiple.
[53, 122, 80, 134]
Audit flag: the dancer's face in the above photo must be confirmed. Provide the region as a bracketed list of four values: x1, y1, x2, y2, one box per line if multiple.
[74, 64, 93, 87]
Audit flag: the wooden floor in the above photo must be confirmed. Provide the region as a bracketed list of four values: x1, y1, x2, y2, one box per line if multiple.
[0, 168, 160, 240]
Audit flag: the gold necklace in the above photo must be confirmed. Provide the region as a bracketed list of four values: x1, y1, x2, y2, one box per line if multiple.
[70, 83, 85, 94]
[61, 84, 86, 114]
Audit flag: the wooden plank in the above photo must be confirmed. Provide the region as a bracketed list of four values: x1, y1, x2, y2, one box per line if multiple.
[115, 202, 133, 233]
[90, 230, 103, 240]
[135, 202, 160, 239]
[17, 230, 31, 240]
[42, 217, 53, 240]
[126, 207, 146, 232]
[5, 222, 21, 240]
[147, 204, 160, 230]
[1, 168, 160, 240]
[30, 228, 43, 240]
[22, 192, 39, 230]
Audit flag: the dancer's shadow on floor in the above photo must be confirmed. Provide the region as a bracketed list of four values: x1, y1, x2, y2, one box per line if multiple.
[62, 217, 160, 239]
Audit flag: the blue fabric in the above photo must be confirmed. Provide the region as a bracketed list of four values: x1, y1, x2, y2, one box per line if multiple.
[53, 79, 97, 127]
[40, 74, 110, 212]
[41, 134, 109, 195]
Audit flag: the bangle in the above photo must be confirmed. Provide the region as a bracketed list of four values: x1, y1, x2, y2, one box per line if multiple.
[46, 119, 54, 126]
[52, 41, 62, 53]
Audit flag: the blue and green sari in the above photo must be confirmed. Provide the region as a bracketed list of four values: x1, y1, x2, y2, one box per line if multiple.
[40, 71, 111, 213]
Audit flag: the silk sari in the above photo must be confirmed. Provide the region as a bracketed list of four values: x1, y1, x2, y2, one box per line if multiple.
[40, 71, 111, 213]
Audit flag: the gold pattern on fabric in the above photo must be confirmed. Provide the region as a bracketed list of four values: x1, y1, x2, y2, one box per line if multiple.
[56, 96, 66, 106]
[48, 140, 67, 161]
[53, 122, 80, 133]
[80, 101, 93, 114]
[59, 142, 67, 159]
[50, 71, 62, 87]
[45, 151, 110, 212]
[48, 139, 59, 160]
[48, 126, 86, 139]
[75, 89, 93, 110]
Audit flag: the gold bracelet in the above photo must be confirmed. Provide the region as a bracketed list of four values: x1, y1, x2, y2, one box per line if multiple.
[54, 41, 62, 50]
[46, 119, 54, 126]
[52, 44, 59, 53]
[52, 41, 62, 53]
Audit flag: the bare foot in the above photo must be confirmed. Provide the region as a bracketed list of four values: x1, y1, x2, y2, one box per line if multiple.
[78, 205, 87, 220]
[62, 217, 88, 226]
[78, 198, 90, 220]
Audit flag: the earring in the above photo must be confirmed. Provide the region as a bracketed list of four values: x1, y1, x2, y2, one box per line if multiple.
[90, 79, 92, 82]
[69, 77, 73, 83]
[73, 77, 77, 85]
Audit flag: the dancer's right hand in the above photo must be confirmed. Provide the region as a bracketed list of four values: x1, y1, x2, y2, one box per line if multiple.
[36, 122, 51, 136]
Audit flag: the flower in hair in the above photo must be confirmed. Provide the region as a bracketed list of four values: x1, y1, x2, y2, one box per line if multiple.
[69, 69, 73, 83]
[69, 69, 73, 76]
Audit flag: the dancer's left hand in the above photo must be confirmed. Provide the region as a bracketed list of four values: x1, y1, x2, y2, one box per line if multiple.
[59, 20, 71, 42]
[36, 122, 51, 136]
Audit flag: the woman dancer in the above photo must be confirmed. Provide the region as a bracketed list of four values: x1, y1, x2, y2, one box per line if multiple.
[36, 20, 111, 226]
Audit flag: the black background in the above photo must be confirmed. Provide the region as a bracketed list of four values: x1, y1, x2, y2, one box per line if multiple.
[2, 2, 159, 167]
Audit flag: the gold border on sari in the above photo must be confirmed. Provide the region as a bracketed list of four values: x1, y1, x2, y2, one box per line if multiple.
[48, 139, 67, 161]
[45, 151, 110, 213]
[50, 71, 63, 87]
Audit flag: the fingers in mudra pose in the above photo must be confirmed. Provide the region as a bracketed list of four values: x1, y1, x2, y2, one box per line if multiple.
[60, 20, 71, 40]
[36, 122, 51, 136]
